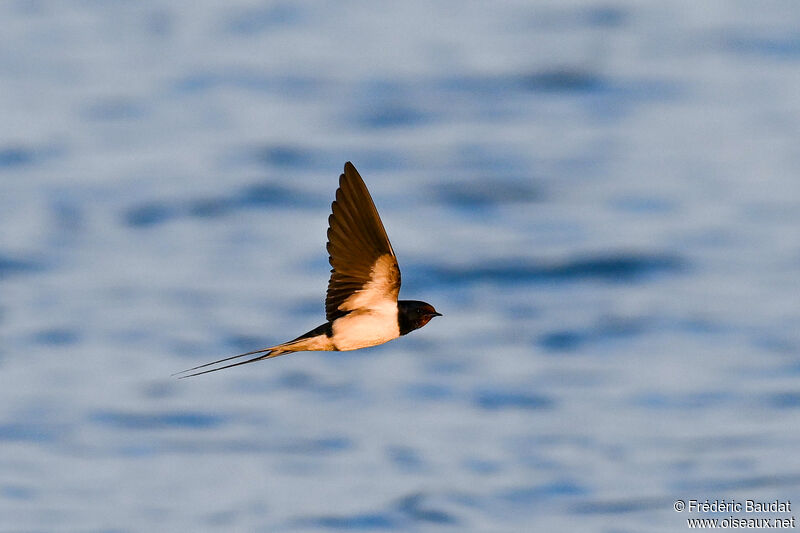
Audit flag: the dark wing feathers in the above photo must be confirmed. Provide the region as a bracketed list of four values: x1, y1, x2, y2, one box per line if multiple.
[325, 162, 400, 320]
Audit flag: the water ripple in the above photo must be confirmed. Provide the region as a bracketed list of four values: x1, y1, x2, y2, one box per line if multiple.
[474, 389, 554, 411]
[500, 480, 588, 504]
[309, 513, 396, 530]
[91, 411, 225, 430]
[0, 253, 43, 279]
[396, 493, 457, 524]
[122, 182, 323, 228]
[0, 422, 59, 443]
[435, 177, 543, 208]
[0, 146, 36, 168]
[425, 252, 686, 286]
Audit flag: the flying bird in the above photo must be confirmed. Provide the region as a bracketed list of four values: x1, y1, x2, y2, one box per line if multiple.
[175, 162, 441, 378]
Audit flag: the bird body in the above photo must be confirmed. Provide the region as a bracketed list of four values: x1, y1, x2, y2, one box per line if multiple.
[330, 301, 400, 351]
[175, 162, 440, 378]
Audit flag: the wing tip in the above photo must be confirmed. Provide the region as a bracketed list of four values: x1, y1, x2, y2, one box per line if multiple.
[342, 162, 362, 184]
[340, 162, 356, 186]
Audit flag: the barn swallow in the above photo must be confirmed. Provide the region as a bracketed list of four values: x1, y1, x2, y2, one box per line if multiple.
[175, 162, 440, 378]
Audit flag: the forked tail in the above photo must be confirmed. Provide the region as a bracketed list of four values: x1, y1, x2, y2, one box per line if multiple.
[171, 346, 291, 378]
[172, 322, 333, 378]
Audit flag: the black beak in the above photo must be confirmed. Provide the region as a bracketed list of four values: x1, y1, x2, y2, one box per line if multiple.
[431, 312, 442, 317]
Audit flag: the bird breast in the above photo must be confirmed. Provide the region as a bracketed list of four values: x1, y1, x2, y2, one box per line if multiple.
[330, 302, 400, 351]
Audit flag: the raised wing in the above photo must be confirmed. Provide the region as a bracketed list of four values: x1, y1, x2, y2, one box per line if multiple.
[325, 162, 400, 321]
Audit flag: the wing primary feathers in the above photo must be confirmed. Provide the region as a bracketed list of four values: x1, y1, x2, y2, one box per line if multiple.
[325, 162, 400, 321]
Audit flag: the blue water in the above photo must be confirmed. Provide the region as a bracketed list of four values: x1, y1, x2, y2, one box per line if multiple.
[1, 2, 799, 532]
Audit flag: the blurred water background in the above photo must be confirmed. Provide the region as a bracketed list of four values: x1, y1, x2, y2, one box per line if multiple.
[1, 1, 799, 531]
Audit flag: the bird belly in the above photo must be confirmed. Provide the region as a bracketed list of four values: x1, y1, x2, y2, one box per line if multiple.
[331, 305, 400, 351]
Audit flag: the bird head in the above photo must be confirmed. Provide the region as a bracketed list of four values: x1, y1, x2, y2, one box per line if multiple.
[398, 300, 442, 335]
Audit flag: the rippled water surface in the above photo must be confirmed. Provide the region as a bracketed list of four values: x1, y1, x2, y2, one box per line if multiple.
[1, 2, 799, 532]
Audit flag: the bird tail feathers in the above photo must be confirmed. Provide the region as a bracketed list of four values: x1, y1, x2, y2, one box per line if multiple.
[172, 324, 333, 378]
